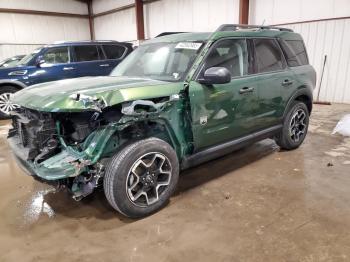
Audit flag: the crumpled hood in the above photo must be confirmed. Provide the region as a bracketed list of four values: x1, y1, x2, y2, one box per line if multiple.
[12, 76, 184, 112]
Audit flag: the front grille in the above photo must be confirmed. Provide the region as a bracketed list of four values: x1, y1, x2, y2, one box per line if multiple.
[9, 108, 57, 161]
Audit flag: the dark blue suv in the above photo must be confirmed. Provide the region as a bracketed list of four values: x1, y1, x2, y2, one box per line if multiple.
[0, 41, 133, 118]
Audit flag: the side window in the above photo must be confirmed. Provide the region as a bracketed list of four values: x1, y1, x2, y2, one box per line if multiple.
[254, 39, 284, 73]
[102, 45, 127, 59]
[280, 40, 308, 67]
[204, 39, 249, 77]
[42, 47, 69, 64]
[73, 45, 99, 62]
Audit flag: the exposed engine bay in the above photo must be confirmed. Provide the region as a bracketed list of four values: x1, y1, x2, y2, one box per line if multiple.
[7, 94, 190, 201]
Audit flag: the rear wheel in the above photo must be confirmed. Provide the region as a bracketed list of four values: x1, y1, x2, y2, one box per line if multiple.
[0, 86, 19, 119]
[104, 138, 179, 218]
[275, 101, 309, 150]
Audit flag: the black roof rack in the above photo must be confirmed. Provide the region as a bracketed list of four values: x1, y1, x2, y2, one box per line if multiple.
[156, 32, 188, 37]
[216, 24, 293, 32]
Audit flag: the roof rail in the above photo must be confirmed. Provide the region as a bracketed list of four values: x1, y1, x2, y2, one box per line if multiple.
[156, 32, 188, 37]
[216, 24, 293, 32]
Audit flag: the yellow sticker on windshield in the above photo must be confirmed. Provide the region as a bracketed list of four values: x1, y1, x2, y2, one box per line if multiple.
[175, 42, 202, 50]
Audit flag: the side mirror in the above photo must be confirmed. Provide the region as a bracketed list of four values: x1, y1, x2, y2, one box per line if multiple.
[198, 67, 231, 85]
[35, 56, 45, 68]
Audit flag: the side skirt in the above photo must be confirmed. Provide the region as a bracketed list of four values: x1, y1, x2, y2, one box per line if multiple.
[181, 124, 282, 170]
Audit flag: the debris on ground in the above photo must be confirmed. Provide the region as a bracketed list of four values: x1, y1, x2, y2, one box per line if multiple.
[224, 192, 231, 200]
[327, 162, 334, 167]
[332, 114, 350, 137]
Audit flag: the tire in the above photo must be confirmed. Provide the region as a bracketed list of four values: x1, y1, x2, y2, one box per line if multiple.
[0, 86, 19, 119]
[104, 137, 179, 218]
[275, 101, 309, 150]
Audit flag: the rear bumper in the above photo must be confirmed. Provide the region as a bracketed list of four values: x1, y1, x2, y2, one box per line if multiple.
[8, 136, 81, 181]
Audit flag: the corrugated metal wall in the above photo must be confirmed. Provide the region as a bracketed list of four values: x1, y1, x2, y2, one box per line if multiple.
[250, 0, 350, 104]
[93, 0, 240, 41]
[0, 0, 90, 61]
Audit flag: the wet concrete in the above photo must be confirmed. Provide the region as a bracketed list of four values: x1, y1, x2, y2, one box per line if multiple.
[1, 104, 350, 262]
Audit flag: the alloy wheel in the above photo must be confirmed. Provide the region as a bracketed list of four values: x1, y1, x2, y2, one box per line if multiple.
[126, 152, 172, 207]
[0, 93, 18, 115]
[289, 108, 307, 143]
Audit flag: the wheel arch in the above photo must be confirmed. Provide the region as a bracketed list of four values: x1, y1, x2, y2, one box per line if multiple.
[283, 86, 313, 119]
[0, 81, 26, 91]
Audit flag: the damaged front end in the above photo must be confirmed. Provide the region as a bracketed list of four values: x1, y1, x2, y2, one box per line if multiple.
[7, 93, 191, 200]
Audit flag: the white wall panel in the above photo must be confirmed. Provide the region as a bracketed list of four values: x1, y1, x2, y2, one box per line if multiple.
[0, 0, 88, 14]
[0, 44, 42, 61]
[94, 8, 136, 41]
[0, 13, 90, 44]
[144, 0, 240, 38]
[287, 19, 350, 104]
[92, 0, 133, 14]
[249, 0, 350, 25]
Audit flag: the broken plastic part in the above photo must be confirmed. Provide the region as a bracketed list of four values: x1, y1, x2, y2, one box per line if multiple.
[69, 93, 107, 112]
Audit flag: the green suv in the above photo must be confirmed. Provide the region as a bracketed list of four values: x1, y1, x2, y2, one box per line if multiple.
[8, 24, 316, 218]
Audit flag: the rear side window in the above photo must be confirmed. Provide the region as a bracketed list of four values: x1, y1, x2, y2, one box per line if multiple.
[43, 47, 69, 64]
[73, 45, 99, 62]
[280, 40, 308, 67]
[102, 45, 127, 59]
[254, 39, 284, 73]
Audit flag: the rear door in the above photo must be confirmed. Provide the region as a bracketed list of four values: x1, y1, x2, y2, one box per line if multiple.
[100, 44, 129, 74]
[252, 38, 295, 128]
[70, 45, 103, 77]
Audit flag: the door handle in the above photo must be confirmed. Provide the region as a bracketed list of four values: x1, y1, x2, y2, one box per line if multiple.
[63, 67, 75, 71]
[282, 79, 293, 86]
[239, 86, 254, 94]
[99, 64, 110, 67]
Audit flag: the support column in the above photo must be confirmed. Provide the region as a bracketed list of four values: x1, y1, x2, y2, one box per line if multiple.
[135, 0, 145, 40]
[88, 0, 95, 40]
[239, 0, 249, 24]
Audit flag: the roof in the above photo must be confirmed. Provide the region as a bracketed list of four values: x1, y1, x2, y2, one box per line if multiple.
[45, 40, 132, 48]
[144, 27, 302, 45]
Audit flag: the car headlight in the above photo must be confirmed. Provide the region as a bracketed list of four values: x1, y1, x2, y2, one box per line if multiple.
[8, 70, 27, 76]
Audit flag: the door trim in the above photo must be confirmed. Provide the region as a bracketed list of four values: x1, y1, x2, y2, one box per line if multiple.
[181, 124, 282, 170]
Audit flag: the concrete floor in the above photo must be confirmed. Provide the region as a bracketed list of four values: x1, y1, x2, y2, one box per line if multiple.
[0, 104, 350, 262]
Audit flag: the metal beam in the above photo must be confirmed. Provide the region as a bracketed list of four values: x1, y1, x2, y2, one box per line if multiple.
[87, 0, 95, 40]
[239, 0, 249, 24]
[0, 8, 88, 18]
[135, 0, 145, 40]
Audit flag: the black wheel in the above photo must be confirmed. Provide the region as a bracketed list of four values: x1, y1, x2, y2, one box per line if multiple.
[0, 86, 19, 119]
[104, 137, 179, 218]
[275, 101, 309, 150]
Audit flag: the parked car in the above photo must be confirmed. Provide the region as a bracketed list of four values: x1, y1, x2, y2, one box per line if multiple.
[0, 55, 25, 68]
[8, 24, 316, 218]
[0, 41, 133, 118]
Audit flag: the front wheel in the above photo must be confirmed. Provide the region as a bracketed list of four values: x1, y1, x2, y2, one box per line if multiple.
[0, 86, 19, 119]
[275, 101, 309, 150]
[103, 138, 179, 218]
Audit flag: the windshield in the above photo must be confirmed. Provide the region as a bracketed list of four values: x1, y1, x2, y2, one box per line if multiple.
[18, 48, 42, 66]
[111, 42, 203, 82]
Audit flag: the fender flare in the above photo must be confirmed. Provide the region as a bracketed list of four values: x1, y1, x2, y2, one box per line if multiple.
[283, 86, 313, 119]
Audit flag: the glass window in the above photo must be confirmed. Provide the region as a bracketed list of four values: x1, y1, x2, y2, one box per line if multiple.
[103, 45, 127, 59]
[112, 42, 202, 82]
[254, 39, 284, 73]
[280, 40, 308, 67]
[73, 45, 99, 62]
[42, 47, 69, 64]
[204, 39, 248, 77]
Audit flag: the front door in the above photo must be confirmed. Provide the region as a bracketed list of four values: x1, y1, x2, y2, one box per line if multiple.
[29, 46, 74, 84]
[189, 38, 260, 150]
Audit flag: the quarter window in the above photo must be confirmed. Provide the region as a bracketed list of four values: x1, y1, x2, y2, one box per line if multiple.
[73, 45, 99, 62]
[43, 47, 69, 64]
[204, 39, 248, 77]
[254, 39, 284, 73]
[280, 40, 308, 67]
[103, 45, 127, 59]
